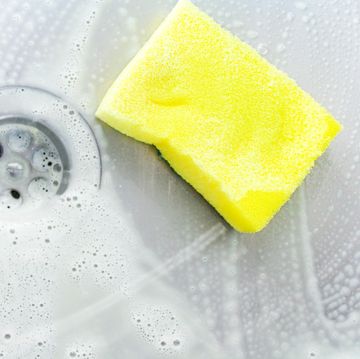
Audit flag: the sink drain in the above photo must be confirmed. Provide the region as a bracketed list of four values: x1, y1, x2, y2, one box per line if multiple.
[0, 117, 69, 210]
[0, 85, 101, 216]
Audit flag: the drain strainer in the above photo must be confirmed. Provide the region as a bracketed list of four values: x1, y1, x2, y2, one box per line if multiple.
[0, 85, 101, 216]
[0, 118, 69, 210]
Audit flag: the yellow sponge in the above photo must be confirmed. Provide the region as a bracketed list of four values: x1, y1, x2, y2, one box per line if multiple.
[96, 0, 342, 232]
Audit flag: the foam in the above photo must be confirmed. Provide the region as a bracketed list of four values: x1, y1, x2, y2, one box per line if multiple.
[0, 0, 359, 358]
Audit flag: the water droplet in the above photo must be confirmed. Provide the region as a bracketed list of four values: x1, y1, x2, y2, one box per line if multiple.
[232, 20, 244, 28]
[286, 12, 295, 21]
[246, 30, 258, 39]
[276, 43, 286, 53]
[118, 7, 128, 16]
[302, 15, 309, 23]
[257, 43, 268, 55]
[295, 2, 307, 10]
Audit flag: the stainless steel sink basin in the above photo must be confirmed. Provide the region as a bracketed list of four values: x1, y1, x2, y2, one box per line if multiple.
[0, 0, 359, 358]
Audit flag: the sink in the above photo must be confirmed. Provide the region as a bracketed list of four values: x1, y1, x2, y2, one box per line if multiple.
[0, 0, 359, 358]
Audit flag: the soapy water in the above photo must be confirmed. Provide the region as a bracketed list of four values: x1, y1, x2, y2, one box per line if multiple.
[0, 0, 360, 358]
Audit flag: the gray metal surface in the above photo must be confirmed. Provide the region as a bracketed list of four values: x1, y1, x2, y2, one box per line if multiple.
[0, 0, 359, 358]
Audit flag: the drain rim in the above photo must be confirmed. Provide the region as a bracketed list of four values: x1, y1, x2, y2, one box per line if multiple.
[0, 85, 102, 219]
[0, 84, 102, 187]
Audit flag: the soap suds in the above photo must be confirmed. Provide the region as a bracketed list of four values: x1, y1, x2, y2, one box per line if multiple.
[0, 0, 359, 358]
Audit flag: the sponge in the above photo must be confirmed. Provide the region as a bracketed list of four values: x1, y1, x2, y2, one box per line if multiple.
[96, 0, 341, 232]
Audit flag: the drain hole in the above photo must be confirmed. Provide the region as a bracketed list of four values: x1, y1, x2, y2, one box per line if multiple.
[7, 129, 32, 153]
[28, 177, 51, 199]
[0, 189, 23, 210]
[10, 189, 21, 200]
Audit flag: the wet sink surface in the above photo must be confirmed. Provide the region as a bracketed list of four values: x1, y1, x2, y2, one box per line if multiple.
[0, 0, 359, 358]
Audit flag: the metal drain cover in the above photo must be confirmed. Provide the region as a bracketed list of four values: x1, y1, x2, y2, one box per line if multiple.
[0, 86, 101, 216]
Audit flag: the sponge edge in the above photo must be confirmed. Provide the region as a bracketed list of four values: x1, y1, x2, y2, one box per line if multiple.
[157, 141, 289, 233]
[96, 0, 342, 233]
